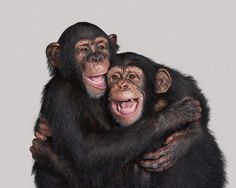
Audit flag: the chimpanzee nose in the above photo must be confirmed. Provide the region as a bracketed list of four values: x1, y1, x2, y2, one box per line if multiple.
[118, 82, 129, 90]
[90, 54, 103, 62]
[121, 84, 129, 89]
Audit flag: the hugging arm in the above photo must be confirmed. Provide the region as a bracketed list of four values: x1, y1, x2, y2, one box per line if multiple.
[137, 67, 204, 172]
[139, 121, 203, 172]
[32, 85, 201, 184]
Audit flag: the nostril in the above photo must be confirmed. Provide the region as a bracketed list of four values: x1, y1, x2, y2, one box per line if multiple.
[122, 84, 129, 89]
[98, 54, 103, 60]
[90, 55, 102, 62]
[91, 56, 96, 61]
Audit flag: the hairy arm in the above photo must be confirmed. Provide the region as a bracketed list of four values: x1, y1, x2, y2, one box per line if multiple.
[138, 98, 203, 172]
[33, 79, 201, 184]
[139, 122, 203, 171]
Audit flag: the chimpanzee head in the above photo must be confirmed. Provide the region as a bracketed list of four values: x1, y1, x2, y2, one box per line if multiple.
[107, 52, 172, 126]
[46, 22, 119, 98]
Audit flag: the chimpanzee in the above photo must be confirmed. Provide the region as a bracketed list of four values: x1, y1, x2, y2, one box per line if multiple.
[32, 52, 225, 188]
[32, 22, 201, 188]
[105, 52, 226, 188]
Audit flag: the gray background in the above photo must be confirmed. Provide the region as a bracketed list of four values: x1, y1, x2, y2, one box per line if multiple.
[0, 0, 235, 187]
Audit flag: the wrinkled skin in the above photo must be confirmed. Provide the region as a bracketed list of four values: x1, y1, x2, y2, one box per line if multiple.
[74, 36, 111, 98]
[107, 66, 145, 126]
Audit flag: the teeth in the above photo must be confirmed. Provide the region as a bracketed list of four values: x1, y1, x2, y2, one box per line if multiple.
[118, 105, 121, 112]
[90, 76, 104, 82]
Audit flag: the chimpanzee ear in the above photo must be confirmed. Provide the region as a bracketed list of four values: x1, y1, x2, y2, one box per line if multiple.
[108, 34, 117, 44]
[46, 42, 61, 68]
[155, 68, 172, 93]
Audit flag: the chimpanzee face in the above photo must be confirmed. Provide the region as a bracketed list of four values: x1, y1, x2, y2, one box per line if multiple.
[106, 52, 173, 127]
[74, 36, 110, 98]
[45, 22, 118, 99]
[107, 65, 145, 126]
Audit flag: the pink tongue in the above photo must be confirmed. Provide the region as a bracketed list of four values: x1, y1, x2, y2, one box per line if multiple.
[90, 76, 104, 82]
[120, 101, 134, 108]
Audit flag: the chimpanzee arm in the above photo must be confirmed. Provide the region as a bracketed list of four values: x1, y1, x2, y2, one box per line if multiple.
[32, 121, 202, 185]
[39, 80, 200, 184]
[139, 122, 203, 171]
[31, 138, 76, 185]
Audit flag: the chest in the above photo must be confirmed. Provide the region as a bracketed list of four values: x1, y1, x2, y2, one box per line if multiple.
[80, 100, 112, 132]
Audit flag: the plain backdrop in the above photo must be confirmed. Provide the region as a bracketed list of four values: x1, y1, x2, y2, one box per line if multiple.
[0, 0, 235, 187]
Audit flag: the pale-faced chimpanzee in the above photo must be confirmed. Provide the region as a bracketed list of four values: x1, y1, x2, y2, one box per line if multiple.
[105, 52, 226, 188]
[33, 52, 225, 188]
[32, 22, 201, 188]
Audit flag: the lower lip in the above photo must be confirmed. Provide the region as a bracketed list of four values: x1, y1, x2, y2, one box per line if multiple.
[84, 75, 107, 89]
[111, 100, 139, 117]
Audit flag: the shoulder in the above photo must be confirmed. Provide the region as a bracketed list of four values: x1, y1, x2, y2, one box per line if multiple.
[42, 76, 82, 102]
[44, 76, 72, 91]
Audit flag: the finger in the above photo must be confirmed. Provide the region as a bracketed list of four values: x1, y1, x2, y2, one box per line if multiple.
[36, 124, 52, 137]
[155, 155, 169, 164]
[164, 131, 186, 145]
[172, 131, 185, 138]
[164, 135, 174, 145]
[32, 138, 44, 150]
[139, 160, 159, 169]
[144, 162, 174, 172]
[39, 121, 50, 131]
[30, 146, 36, 160]
[35, 132, 47, 141]
[32, 138, 38, 145]
[30, 146, 34, 154]
[32, 154, 36, 160]
[139, 155, 169, 169]
[142, 157, 172, 171]
[143, 147, 168, 160]
[42, 129, 52, 137]
[39, 117, 48, 124]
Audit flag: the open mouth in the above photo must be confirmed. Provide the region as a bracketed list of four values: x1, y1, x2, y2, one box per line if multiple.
[83, 74, 107, 89]
[111, 98, 139, 116]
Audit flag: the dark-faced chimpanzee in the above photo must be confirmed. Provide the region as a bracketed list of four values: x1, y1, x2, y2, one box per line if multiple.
[33, 52, 225, 188]
[32, 22, 201, 188]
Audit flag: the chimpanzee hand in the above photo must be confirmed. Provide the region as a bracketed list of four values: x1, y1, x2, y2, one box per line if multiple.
[30, 138, 55, 166]
[138, 130, 184, 172]
[138, 97, 202, 172]
[30, 138, 73, 179]
[139, 122, 202, 172]
[34, 117, 52, 141]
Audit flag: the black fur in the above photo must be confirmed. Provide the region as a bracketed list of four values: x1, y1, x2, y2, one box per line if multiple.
[32, 23, 194, 188]
[106, 52, 226, 188]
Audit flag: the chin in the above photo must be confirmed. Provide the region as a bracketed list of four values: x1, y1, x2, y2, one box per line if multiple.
[113, 112, 142, 127]
[86, 88, 105, 99]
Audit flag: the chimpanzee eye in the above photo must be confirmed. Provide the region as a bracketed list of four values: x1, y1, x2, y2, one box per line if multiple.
[80, 47, 89, 53]
[110, 74, 120, 81]
[75, 46, 89, 55]
[128, 73, 137, 79]
[97, 44, 106, 50]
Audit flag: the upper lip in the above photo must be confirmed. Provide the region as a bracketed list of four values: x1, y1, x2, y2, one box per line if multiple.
[84, 72, 107, 78]
[109, 91, 138, 102]
[112, 98, 137, 102]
